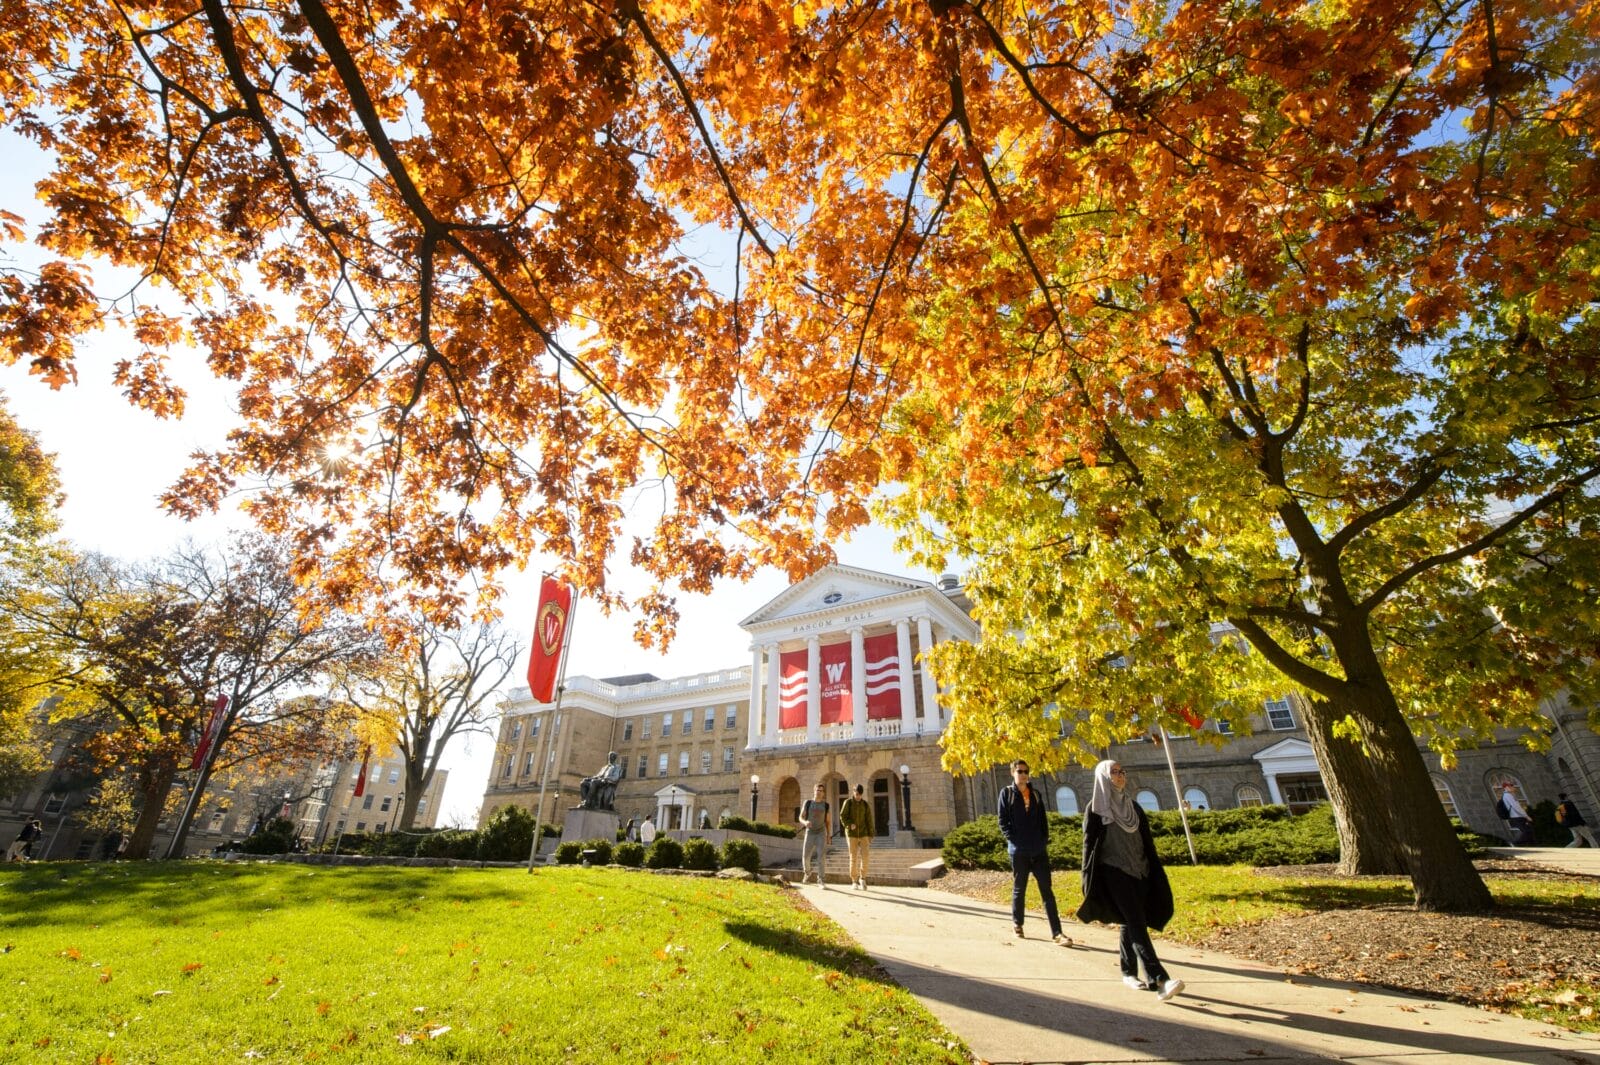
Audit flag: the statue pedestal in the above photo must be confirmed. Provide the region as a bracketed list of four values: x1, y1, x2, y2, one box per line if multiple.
[564, 808, 620, 847]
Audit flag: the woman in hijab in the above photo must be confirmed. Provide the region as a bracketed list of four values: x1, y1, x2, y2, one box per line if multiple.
[1077, 760, 1184, 1001]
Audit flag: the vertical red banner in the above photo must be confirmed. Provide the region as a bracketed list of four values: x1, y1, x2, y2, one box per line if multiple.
[527, 576, 574, 703]
[818, 640, 851, 724]
[864, 633, 902, 720]
[353, 747, 371, 798]
[189, 694, 230, 770]
[778, 649, 808, 729]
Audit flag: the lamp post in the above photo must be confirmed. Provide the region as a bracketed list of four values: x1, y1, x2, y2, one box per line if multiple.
[750, 775, 760, 821]
[669, 785, 678, 831]
[898, 764, 913, 831]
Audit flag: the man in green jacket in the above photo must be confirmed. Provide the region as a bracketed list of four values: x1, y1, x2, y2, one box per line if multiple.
[840, 783, 875, 889]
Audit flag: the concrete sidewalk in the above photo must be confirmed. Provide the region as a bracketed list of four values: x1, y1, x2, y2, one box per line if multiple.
[1488, 846, 1600, 878]
[800, 882, 1600, 1065]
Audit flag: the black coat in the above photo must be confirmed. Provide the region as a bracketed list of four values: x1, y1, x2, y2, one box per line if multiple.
[997, 783, 1050, 854]
[1076, 807, 1174, 931]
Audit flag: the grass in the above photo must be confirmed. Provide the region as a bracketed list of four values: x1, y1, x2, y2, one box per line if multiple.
[0, 863, 968, 1065]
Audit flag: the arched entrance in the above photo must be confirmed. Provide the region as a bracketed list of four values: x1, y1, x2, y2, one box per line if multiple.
[777, 777, 801, 826]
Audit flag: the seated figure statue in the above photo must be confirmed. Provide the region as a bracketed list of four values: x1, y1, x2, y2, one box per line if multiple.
[578, 751, 624, 811]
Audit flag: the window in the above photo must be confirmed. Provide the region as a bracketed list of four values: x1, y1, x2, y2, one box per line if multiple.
[701, 750, 712, 774]
[43, 793, 65, 815]
[523, 751, 536, 775]
[388, 768, 400, 785]
[726, 705, 738, 729]
[380, 796, 392, 812]
[704, 707, 715, 732]
[662, 713, 672, 737]
[639, 755, 649, 778]
[682, 710, 693, 734]
[623, 720, 634, 742]
[1278, 773, 1329, 814]
[530, 717, 542, 738]
[641, 718, 652, 740]
[208, 809, 226, 831]
[1182, 787, 1209, 811]
[375, 822, 386, 833]
[722, 746, 734, 772]
[510, 720, 522, 740]
[1214, 717, 1234, 736]
[1432, 775, 1458, 819]
[501, 756, 513, 779]
[1264, 697, 1296, 730]
[658, 753, 668, 776]
[362, 794, 374, 810]
[370, 765, 381, 782]
[356, 821, 367, 832]
[335, 819, 346, 833]
[679, 751, 690, 776]
[1134, 789, 1160, 812]
[552, 714, 560, 736]
[1054, 787, 1078, 815]
[417, 798, 428, 814]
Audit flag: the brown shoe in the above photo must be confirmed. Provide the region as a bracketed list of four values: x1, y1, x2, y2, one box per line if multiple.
[1013, 925, 1024, 939]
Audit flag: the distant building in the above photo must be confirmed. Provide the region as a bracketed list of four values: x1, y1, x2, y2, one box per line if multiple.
[478, 565, 1600, 845]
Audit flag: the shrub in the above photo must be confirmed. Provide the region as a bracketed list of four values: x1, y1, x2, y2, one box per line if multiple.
[238, 817, 296, 855]
[582, 838, 614, 865]
[414, 829, 479, 860]
[646, 837, 684, 869]
[614, 842, 645, 867]
[717, 815, 797, 839]
[682, 837, 718, 871]
[720, 838, 761, 874]
[555, 840, 583, 865]
[477, 805, 538, 862]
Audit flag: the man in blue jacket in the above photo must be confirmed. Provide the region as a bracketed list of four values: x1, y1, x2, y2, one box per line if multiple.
[998, 760, 1072, 945]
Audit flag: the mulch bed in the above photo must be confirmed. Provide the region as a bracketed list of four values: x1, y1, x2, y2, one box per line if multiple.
[928, 860, 1600, 1021]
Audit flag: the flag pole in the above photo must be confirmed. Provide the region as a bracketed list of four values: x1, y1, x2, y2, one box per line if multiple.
[527, 582, 578, 873]
[165, 695, 232, 860]
[1157, 723, 1199, 865]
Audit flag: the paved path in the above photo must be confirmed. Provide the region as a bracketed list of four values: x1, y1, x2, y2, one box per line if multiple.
[800, 882, 1600, 1065]
[1489, 846, 1600, 878]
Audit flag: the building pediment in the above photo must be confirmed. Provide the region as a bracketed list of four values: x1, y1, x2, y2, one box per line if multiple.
[1254, 737, 1317, 768]
[740, 564, 930, 627]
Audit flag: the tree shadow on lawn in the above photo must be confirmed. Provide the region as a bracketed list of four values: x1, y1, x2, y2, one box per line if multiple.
[723, 918, 900, 986]
[0, 862, 534, 928]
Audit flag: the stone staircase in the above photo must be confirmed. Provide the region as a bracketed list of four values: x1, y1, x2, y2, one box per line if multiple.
[770, 845, 945, 887]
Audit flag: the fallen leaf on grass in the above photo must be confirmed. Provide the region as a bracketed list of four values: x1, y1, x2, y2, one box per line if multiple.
[33, 1037, 50, 1048]
[262, 975, 279, 986]
[99, 968, 113, 984]
[60, 948, 82, 961]
[316, 1001, 332, 1016]
[180, 963, 203, 976]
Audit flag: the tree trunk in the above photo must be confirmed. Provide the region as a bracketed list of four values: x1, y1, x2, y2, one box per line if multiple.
[1301, 696, 1408, 875]
[124, 757, 178, 860]
[1344, 681, 1493, 911]
[397, 764, 429, 832]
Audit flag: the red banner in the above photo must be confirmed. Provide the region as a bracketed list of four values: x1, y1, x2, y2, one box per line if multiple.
[189, 695, 229, 770]
[864, 633, 902, 720]
[353, 747, 371, 798]
[819, 640, 851, 724]
[778, 649, 807, 729]
[527, 575, 574, 703]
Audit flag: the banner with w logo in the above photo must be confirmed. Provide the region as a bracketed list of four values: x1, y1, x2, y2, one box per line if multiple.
[527, 575, 575, 703]
[818, 640, 851, 723]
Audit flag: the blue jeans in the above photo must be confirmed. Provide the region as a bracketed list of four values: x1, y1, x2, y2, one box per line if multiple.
[1009, 847, 1062, 935]
[803, 830, 827, 881]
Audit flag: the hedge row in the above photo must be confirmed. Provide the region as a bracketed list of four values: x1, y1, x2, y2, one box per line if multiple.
[716, 815, 797, 838]
[552, 835, 761, 873]
[321, 806, 560, 862]
[943, 804, 1497, 870]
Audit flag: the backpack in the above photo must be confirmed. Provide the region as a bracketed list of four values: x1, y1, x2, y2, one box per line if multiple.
[1494, 796, 1509, 820]
[1556, 803, 1569, 824]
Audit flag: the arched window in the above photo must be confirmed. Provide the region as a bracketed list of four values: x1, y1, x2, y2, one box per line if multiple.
[1484, 769, 1525, 800]
[1235, 785, 1264, 808]
[1430, 775, 1459, 819]
[1134, 790, 1160, 812]
[1183, 786, 1209, 811]
[1055, 787, 1078, 815]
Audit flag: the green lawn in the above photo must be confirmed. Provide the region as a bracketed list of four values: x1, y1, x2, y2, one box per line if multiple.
[0, 863, 967, 1065]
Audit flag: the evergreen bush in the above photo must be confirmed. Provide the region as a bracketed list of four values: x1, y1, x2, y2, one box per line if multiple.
[716, 815, 797, 839]
[682, 837, 718, 871]
[720, 838, 762, 874]
[238, 817, 296, 855]
[582, 838, 614, 865]
[646, 836, 684, 869]
[614, 842, 645, 867]
[555, 840, 583, 864]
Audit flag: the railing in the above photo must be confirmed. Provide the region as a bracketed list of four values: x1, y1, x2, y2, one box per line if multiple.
[751, 719, 930, 748]
[502, 667, 752, 709]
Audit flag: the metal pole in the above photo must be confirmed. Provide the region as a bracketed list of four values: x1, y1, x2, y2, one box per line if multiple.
[527, 590, 579, 872]
[1157, 724, 1198, 865]
[166, 696, 233, 860]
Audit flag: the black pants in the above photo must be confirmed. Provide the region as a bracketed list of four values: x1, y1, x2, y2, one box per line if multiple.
[1009, 847, 1062, 935]
[1102, 864, 1169, 985]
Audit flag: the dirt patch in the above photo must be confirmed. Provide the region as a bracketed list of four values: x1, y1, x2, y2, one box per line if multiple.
[928, 863, 1600, 1023]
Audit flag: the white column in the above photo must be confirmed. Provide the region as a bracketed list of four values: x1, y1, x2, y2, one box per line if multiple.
[765, 645, 782, 746]
[850, 627, 867, 740]
[917, 615, 940, 733]
[806, 635, 822, 743]
[896, 618, 916, 731]
[747, 646, 763, 749]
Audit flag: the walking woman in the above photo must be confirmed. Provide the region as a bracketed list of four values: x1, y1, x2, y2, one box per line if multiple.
[1077, 760, 1184, 1001]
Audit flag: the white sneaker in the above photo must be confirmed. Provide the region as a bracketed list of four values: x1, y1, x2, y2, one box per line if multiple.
[1156, 978, 1185, 1002]
[1053, 933, 1073, 947]
[1123, 975, 1145, 991]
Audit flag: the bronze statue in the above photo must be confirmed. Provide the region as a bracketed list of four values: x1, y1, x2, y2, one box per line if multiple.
[578, 751, 623, 811]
